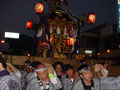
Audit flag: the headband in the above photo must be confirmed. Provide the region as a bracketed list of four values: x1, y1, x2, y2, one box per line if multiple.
[24, 63, 30, 66]
[79, 66, 90, 74]
[35, 67, 48, 72]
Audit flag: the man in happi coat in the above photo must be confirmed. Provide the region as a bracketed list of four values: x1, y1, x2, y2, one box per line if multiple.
[72, 64, 99, 90]
[0, 56, 21, 90]
[62, 64, 79, 90]
[26, 63, 62, 90]
[95, 64, 120, 90]
[25, 61, 41, 85]
[20, 60, 31, 90]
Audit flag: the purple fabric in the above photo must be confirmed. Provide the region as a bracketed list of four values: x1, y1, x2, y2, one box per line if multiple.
[0, 70, 10, 77]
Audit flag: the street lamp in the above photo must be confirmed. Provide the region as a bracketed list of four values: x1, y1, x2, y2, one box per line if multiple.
[97, 52, 101, 60]
[118, 44, 120, 48]
[89, 54, 92, 57]
[27, 53, 31, 57]
[81, 54, 85, 58]
[1, 40, 5, 44]
[97, 52, 101, 56]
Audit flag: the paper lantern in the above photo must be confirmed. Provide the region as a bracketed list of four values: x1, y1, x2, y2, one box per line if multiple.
[88, 13, 96, 24]
[35, 2, 44, 14]
[39, 41, 46, 46]
[26, 21, 32, 29]
[67, 37, 74, 46]
[107, 49, 111, 53]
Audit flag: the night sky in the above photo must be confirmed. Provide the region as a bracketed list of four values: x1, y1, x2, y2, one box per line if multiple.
[0, 0, 118, 51]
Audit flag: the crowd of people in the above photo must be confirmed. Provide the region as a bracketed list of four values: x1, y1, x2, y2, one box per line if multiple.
[0, 55, 120, 90]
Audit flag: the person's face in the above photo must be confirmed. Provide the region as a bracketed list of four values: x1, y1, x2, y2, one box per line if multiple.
[66, 69, 73, 77]
[80, 70, 92, 81]
[55, 64, 62, 74]
[0, 63, 3, 71]
[36, 65, 48, 81]
[29, 68, 33, 73]
[25, 65, 30, 72]
[18, 66, 23, 71]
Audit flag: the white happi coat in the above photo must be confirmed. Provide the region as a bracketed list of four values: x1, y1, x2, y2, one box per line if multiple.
[0, 75, 21, 90]
[26, 77, 62, 90]
[72, 78, 99, 90]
